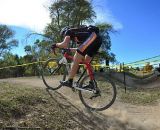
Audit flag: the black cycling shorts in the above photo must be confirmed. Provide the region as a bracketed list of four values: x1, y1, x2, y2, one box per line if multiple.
[77, 33, 102, 57]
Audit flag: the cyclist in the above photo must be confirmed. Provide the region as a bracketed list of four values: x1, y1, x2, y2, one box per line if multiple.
[51, 25, 102, 88]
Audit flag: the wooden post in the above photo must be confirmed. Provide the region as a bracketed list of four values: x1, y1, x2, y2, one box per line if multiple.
[123, 63, 127, 93]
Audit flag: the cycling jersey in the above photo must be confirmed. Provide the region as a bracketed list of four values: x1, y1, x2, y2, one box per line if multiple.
[65, 28, 91, 44]
[64, 26, 102, 57]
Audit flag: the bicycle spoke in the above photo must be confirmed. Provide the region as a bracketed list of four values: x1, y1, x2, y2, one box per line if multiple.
[79, 73, 116, 111]
[42, 58, 67, 90]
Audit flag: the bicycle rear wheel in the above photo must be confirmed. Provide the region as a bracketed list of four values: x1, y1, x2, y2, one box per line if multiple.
[79, 73, 116, 111]
[42, 58, 67, 90]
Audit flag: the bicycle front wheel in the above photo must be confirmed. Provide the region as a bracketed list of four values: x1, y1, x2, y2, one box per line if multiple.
[79, 73, 117, 111]
[42, 58, 67, 90]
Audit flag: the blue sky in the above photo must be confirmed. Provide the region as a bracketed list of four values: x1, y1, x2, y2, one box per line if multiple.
[0, 0, 160, 63]
[106, 0, 160, 63]
[9, 26, 41, 57]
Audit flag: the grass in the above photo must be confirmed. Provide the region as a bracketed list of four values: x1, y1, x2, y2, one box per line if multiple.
[118, 86, 160, 105]
[0, 82, 80, 129]
[0, 80, 160, 129]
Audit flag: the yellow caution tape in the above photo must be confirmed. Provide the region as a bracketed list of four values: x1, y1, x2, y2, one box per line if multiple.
[0, 60, 117, 70]
[0, 61, 46, 70]
[1, 58, 159, 71]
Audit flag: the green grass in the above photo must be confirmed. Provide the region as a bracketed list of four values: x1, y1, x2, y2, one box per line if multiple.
[0, 82, 79, 129]
[118, 87, 160, 105]
[1, 81, 160, 129]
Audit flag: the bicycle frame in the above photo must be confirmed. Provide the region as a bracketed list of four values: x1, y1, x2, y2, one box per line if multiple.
[43, 49, 117, 111]
[58, 50, 95, 82]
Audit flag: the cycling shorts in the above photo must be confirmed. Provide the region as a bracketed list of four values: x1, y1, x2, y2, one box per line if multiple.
[77, 33, 102, 57]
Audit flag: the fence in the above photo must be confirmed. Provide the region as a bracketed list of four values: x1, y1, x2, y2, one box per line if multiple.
[0, 55, 160, 79]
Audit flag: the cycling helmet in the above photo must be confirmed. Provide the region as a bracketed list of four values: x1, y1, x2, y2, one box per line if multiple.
[60, 26, 70, 37]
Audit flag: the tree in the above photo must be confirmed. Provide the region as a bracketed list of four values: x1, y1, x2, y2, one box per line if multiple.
[44, 0, 96, 42]
[0, 53, 25, 78]
[37, 1, 116, 68]
[24, 45, 32, 55]
[0, 25, 18, 57]
[24, 39, 52, 61]
[45, 1, 116, 65]
[96, 23, 116, 66]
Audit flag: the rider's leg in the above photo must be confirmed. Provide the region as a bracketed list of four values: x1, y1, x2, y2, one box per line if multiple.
[68, 51, 84, 79]
[61, 33, 99, 87]
[61, 54, 92, 87]
[68, 54, 92, 80]
[60, 51, 84, 87]
[85, 55, 92, 63]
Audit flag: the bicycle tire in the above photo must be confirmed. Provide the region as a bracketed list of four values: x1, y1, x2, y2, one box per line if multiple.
[79, 72, 117, 111]
[42, 58, 67, 90]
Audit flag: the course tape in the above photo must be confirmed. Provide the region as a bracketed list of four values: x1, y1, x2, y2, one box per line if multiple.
[0, 61, 46, 70]
[127, 59, 160, 65]
[0, 57, 160, 70]
[0, 60, 117, 70]
[126, 55, 160, 66]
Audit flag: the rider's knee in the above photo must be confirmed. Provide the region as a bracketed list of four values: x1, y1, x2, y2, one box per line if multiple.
[73, 52, 84, 63]
[85, 55, 92, 63]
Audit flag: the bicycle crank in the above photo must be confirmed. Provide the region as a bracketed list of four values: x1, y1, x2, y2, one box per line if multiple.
[90, 90, 101, 99]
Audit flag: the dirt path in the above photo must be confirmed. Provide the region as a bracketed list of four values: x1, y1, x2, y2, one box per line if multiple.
[1, 77, 160, 130]
[111, 72, 160, 88]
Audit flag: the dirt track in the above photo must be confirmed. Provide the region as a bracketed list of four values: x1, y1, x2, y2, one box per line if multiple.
[0, 77, 160, 130]
[110, 72, 160, 88]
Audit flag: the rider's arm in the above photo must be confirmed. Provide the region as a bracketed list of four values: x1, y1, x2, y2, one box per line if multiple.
[56, 36, 70, 48]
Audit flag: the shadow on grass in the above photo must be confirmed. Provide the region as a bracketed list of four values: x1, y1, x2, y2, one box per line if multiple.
[46, 88, 147, 130]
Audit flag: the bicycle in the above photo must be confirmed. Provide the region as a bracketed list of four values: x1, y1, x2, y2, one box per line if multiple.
[42, 49, 117, 111]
